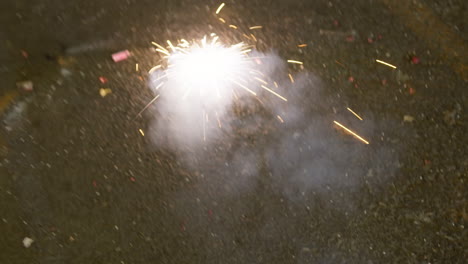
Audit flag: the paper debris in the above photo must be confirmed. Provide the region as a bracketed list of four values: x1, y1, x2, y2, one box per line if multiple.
[23, 237, 34, 248]
[112, 50, 130, 62]
[403, 115, 415, 122]
[99, 88, 112, 97]
[16, 81, 33, 91]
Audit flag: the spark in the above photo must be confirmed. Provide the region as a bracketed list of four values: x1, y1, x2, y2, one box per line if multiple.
[151, 42, 168, 52]
[219, 18, 226, 23]
[229, 25, 238, 29]
[156, 48, 170, 56]
[287, 60, 303, 65]
[333, 121, 369, 144]
[136, 63, 139, 72]
[215, 111, 222, 128]
[230, 80, 257, 96]
[288, 73, 294, 83]
[261, 85, 288, 101]
[376, 59, 397, 69]
[254, 77, 268, 85]
[135, 95, 160, 118]
[154, 81, 165, 90]
[249, 26, 263, 30]
[139, 129, 145, 136]
[346, 107, 363, 120]
[277, 115, 284, 123]
[215, 3, 225, 14]
[250, 69, 265, 77]
[273, 81, 278, 88]
[297, 44, 307, 47]
[203, 110, 206, 141]
[335, 60, 345, 67]
[250, 34, 257, 42]
[232, 89, 239, 100]
[155, 73, 167, 81]
[148, 65, 162, 74]
[167, 40, 176, 52]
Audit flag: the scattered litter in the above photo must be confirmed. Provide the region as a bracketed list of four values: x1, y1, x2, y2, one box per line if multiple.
[411, 56, 420, 64]
[443, 109, 459, 126]
[112, 50, 130, 62]
[58, 56, 75, 66]
[16, 80, 33, 91]
[20, 50, 28, 58]
[396, 70, 410, 83]
[99, 76, 108, 84]
[60, 68, 72, 77]
[22, 237, 34, 248]
[345, 35, 355, 42]
[403, 115, 415, 122]
[99, 88, 112, 97]
[3, 100, 29, 131]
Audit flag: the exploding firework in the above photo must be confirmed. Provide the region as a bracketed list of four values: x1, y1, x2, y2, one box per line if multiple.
[139, 34, 288, 140]
[150, 35, 287, 102]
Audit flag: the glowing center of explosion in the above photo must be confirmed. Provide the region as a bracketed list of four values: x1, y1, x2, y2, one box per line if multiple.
[165, 40, 251, 106]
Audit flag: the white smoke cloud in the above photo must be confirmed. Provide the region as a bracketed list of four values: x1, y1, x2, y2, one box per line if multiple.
[145, 47, 397, 201]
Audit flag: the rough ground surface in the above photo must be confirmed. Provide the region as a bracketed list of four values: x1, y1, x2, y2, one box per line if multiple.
[0, 0, 466, 263]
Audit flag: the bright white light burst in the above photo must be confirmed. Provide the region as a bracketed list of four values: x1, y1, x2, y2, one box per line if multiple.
[140, 35, 287, 137]
[164, 37, 253, 107]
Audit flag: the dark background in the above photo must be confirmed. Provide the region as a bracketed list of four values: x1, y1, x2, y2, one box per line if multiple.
[0, 0, 466, 263]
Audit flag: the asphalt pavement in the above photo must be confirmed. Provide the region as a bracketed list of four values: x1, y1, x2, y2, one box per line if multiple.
[0, 0, 466, 263]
